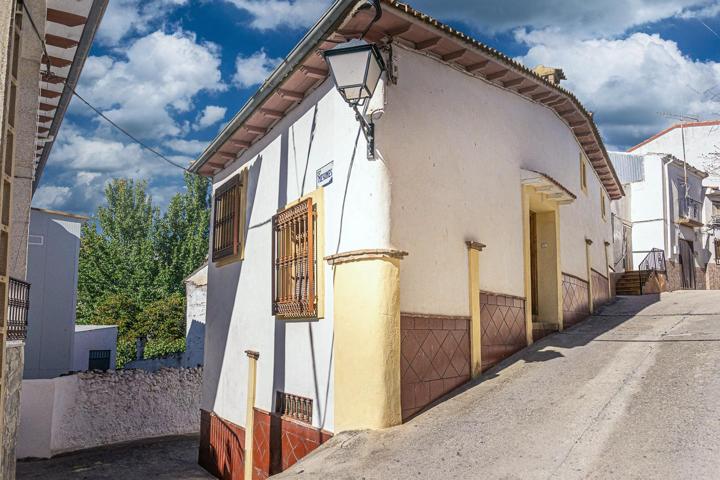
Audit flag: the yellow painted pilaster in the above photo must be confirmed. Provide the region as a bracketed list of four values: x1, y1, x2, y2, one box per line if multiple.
[585, 239, 594, 315]
[466, 241, 485, 378]
[328, 249, 407, 432]
[604, 241, 613, 299]
[522, 186, 534, 345]
[244, 350, 259, 480]
[554, 209, 564, 332]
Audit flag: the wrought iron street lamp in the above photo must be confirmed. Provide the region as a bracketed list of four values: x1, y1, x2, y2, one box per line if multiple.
[324, 41, 387, 158]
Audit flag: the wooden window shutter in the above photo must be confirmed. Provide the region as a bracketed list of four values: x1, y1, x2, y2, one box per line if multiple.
[212, 175, 243, 262]
[272, 198, 316, 318]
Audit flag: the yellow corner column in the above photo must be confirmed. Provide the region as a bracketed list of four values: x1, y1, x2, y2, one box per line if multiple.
[466, 241, 485, 378]
[604, 241, 613, 299]
[585, 239, 594, 315]
[244, 350, 259, 480]
[328, 249, 407, 432]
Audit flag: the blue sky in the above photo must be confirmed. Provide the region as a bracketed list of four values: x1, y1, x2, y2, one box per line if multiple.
[33, 0, 720, 215]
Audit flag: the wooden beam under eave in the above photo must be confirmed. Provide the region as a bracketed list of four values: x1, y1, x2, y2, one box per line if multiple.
[41, 88, 61, 99]
[517, 85, 538, 95]
[39, 103, 57, 111]
[47, 8, 87, 27]
[244, 125, 267, 135]
[569, 120, 587, 128]
[260, 108, 284, 120]
[557, 109, 575, 117]
[502, 77, 524, 88]
[38, 115, 54, 123]
[585, 149, 600, 155]
[532, 91, 552, 101]
[43, 56, 72, 68]
[485, 69, 509, 81]
[386, 24, 412, 37]
[443, 49, 466, 62]
[546, 98, 566, 107]
[466, 60, 490, 73]
[217, 152, 236, 162]
[541, 95, 560, 105]
[336, 29, 362, 40]
[575, 130, 592, 138]
[41, 72, 65, 84]
[45, 34, 78, 49]
[277, 89, 304, 102]
[300, 65, 328, 79]
[229, 140, 251, 149]
[416, 37, 441, 51]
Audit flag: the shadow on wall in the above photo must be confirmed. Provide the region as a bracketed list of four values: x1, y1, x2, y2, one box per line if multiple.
[405, 294, 661, 421]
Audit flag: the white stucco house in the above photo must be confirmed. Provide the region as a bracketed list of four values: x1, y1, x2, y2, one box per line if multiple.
[609, 152, 716, 292]
[189, 1, 623, 477]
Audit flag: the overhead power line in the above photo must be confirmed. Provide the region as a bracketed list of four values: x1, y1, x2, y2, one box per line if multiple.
[19, 0, 192, 174]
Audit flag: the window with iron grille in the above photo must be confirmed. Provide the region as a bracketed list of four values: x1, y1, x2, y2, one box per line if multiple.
[276, 391, 313, 424]
[272, 198, 316, 318]
[212, 174, 244, 262]
[88, 350, 111, 371]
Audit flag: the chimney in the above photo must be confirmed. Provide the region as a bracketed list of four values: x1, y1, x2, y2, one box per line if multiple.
[533, 65, 566, 85]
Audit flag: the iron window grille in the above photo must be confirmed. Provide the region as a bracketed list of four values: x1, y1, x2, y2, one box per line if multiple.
[276, 391, 313, 424]
[88, 350, 111, 371]
[7, 277, 29, 341]
[212, 174, 244, 262]
[272, 199, 317, 319]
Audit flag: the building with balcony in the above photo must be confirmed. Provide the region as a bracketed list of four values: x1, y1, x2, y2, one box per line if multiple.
[0, 1, 107, 477]
[190, 1, 624, 477]
[609, 152, 717, 292]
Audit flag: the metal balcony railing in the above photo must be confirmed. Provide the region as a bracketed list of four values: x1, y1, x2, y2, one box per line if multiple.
[709, 215, 720, 228]
[679, 197, 703, 224]
[638, 248, 667, 272]
[7, 278, 30, 341]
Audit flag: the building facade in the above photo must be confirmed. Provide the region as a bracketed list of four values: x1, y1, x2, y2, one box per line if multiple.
[0, 1, 106, 476]
[190, 1, 622, 478]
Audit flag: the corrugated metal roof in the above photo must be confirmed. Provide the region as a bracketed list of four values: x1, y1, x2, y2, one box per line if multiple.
[609, 152, 644, 184]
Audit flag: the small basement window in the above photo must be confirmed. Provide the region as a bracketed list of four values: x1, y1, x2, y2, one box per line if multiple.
[88, 350, 111, 371]
[272, 198, 317, 319]
[212, 173, 246, 263]
[276, 391, 313, 424]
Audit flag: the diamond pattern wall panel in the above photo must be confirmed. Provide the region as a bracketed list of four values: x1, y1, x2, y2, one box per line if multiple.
[480, 292, 526, 371]
[562, 273, 589, 328]
[591, 269, 610, 308]
[400, 314, 471, 420]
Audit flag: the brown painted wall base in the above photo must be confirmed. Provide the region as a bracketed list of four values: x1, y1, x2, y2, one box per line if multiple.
[479, 292, 526, 371]
[707, 263, 720, 290]
[400, 314, 471, 420]
[591, 269, 611, 308]
[199, 409, 332, 480]
[562, 273, 590, 328]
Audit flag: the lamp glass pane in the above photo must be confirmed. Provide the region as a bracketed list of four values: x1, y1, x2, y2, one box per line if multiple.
[364, 52, 382, 98]
[327, 48, 372, 97]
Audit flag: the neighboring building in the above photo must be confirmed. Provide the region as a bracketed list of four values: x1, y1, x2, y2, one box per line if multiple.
[629, 120, 720, 187]
[24, 208, 86, 379]
[0, 1, 106, 477]
[184, 263, 207, 368]
[609, 152, 717, 292]
[73, 325, 118, 372]
[189, 1, 623, 478]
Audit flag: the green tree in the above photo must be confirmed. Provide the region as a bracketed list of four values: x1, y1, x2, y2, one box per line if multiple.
[77, 175, 210, 368]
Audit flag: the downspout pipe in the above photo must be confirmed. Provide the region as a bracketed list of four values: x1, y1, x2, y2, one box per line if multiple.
[662, 155, 675, 262]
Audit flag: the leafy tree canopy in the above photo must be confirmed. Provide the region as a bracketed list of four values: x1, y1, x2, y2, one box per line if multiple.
[77, 174, 210, 367]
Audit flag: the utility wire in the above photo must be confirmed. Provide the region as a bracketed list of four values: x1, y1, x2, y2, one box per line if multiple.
[19, 0, 192, 174]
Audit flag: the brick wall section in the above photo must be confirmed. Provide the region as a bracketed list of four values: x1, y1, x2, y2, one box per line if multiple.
[400, 314, 471, 420]
[479, 292, 526, 371]
[199, 409, 332, 480]
[562, 273, 590, 328]
[666, 260, 683, 291]
[591, 269, 611, 309]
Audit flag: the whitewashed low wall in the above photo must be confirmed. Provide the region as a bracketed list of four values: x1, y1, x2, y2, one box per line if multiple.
[17, 368, 201, 459]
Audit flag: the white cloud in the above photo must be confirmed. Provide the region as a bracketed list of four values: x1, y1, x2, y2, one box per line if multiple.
[233, 50, 282, 89]
[77, 30, 225, 139]
[408, 0, 715, 38]
[97, 0, 190, 45]
[517, 32, 720, 149]
[195, 105, 227, 130]
[224, 0, 331, 30]
[32, 186, 72, 210]
[166, 139, 209, 155]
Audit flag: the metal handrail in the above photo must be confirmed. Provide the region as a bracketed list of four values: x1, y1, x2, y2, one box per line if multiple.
[638, 249, 666, 272]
